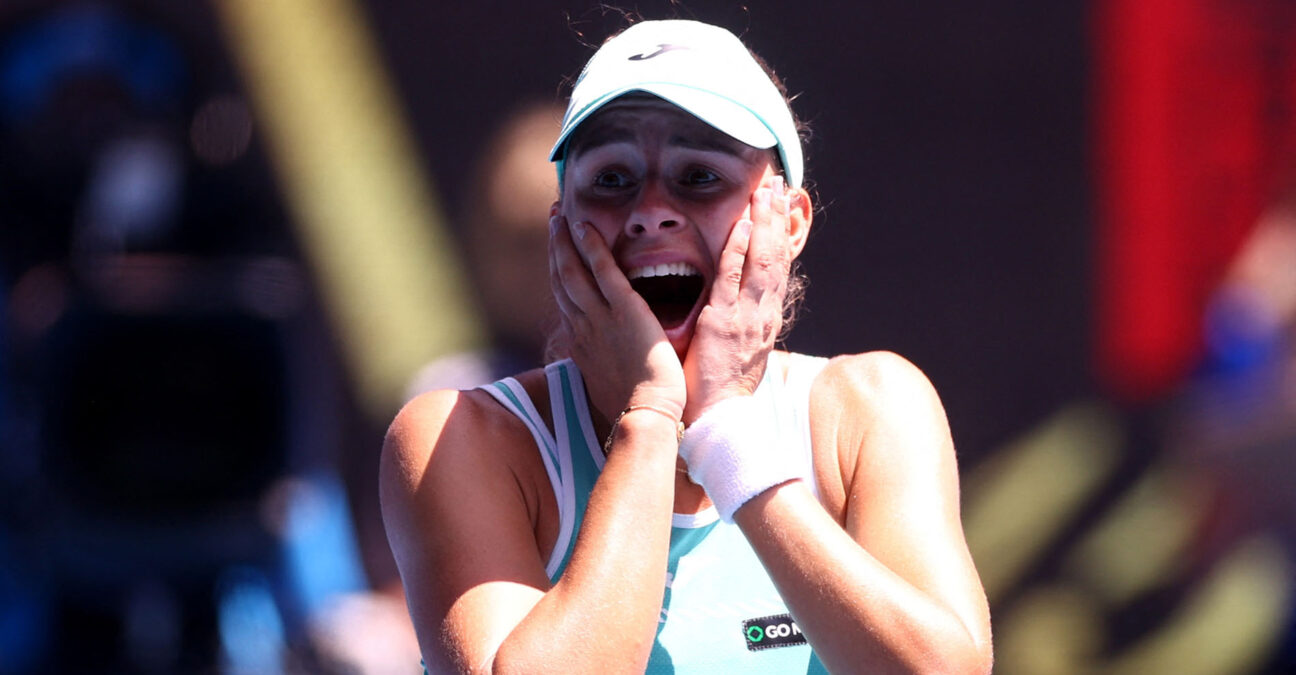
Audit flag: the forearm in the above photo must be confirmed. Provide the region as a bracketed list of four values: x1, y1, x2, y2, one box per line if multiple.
[488, 414, 678, 673]
[735, 481, 992, 675]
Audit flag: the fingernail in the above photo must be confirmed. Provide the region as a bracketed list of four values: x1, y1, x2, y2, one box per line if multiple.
[756, 188, 772, 208]
[571, 220, 587, 240]
[549, 215, 560, 235]
[738, 218, 753, 236]
[772, 175, 785, 197]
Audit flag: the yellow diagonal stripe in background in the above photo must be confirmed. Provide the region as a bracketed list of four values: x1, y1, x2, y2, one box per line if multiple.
[215, 0, 481, 420]
[962, 403, 1123, 602]
[1106, 536, 1292, 675]
[1064, 465, 1206, 605]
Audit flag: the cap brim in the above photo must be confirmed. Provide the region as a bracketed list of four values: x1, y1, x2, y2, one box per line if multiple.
[550, 84, 778, 161]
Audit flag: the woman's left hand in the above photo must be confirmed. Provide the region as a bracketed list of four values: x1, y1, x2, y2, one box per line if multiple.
[681, 174, 793, 423]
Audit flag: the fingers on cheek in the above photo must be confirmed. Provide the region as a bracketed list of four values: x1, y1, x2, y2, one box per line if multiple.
[750, 187, 773, 223]
[773, 188, 791, 215]
[549, 222, 572, 275]
[721, 267, 744, 290]
[550, 245, 592, 317]
[778, 195, 794, 236]
[717, 219, 752, 281]
[552, 229, 592, 289]
[744, 248, 782, 285]
[586, 251, 619, 283]
[566, 221, 594, 262]
[548, 252, 572, 310]
[555, 252, 582, 284]
[730, 218, 753, 250]
[566, 221, 615, 281]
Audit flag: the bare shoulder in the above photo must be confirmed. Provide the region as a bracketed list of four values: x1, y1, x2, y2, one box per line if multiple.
[382, 388, 466, 484]
[382, 387, 508, 492]
[381, 369, 549, 492]
[807, 351, 956, 516]
[811, 350, 947, 426]
[379, 369, 554, 572]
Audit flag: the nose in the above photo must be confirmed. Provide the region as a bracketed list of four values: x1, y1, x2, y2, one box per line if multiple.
[625, 179, 682, 237]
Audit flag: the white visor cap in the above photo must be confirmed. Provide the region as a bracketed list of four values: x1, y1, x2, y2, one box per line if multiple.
[550, 20, 803, 189]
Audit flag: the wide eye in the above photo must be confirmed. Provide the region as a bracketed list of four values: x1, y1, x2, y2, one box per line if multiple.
[682, 167, 719, 186]
[594, 170, 633, 189]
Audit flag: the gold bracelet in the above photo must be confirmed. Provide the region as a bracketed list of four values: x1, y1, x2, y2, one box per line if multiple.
[602, 404, 685, 456]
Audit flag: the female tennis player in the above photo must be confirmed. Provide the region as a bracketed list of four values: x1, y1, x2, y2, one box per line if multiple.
[381, 19, 992, 674]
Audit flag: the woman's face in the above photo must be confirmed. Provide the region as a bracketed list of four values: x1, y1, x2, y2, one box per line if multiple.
[557, 96, 784, 357]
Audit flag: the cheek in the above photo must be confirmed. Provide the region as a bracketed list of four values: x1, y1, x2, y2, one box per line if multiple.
[559, 187, 632, 244]
[702, 222, 734, 266]
[559, 202, 624, 245]
[702, 193, 756, 255]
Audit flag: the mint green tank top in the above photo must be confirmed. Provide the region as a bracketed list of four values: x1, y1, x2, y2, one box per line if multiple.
[481, 353, 831, 674]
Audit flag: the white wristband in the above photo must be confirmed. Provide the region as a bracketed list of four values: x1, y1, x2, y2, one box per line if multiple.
[678, 395, 799, 523]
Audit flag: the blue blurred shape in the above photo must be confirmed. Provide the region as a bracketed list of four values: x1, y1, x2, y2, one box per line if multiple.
[0, 2, 186, 124]
[281, 473, 367, 618]
[216, 566, 285, 675]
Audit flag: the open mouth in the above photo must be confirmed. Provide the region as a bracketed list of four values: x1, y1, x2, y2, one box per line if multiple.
[627, 262, 705, 329]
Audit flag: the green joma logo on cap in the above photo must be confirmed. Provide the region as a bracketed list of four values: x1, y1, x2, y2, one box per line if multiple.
[746, 625, 764, 642]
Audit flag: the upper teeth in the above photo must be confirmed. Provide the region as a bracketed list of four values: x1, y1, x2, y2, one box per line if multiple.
[627, 262, 700, 280]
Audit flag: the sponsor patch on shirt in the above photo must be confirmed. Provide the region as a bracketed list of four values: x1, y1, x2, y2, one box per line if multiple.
[742, 613, 807, 651]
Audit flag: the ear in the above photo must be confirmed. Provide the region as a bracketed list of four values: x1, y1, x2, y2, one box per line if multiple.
[787, 187, 813, 260]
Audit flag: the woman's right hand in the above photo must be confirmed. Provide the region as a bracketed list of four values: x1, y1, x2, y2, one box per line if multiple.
[548, 213, 686, 425]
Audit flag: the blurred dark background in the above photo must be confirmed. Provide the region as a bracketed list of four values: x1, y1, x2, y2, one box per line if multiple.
[1, 0, 1292, 673]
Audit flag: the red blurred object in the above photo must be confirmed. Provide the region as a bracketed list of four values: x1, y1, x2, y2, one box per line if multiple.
[1092, 0, 1296, 402]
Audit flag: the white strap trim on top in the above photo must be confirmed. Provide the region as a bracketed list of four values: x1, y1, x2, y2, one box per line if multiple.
[543, 361, 580, 578]
[782, 353, 829, 501]
[560, 361, 606, 472]
[672, 508, 719, 528]
[479, 377, 571, 578]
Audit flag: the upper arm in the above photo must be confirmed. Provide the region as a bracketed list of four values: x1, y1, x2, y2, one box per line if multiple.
[812, 352, 991, 649]
[379, 389, 552, 673]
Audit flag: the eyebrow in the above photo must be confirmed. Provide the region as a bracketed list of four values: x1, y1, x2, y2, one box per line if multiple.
[568, 125, 635, 158]
[570, 126, 749, 161]
[668, 134, 747, 157]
